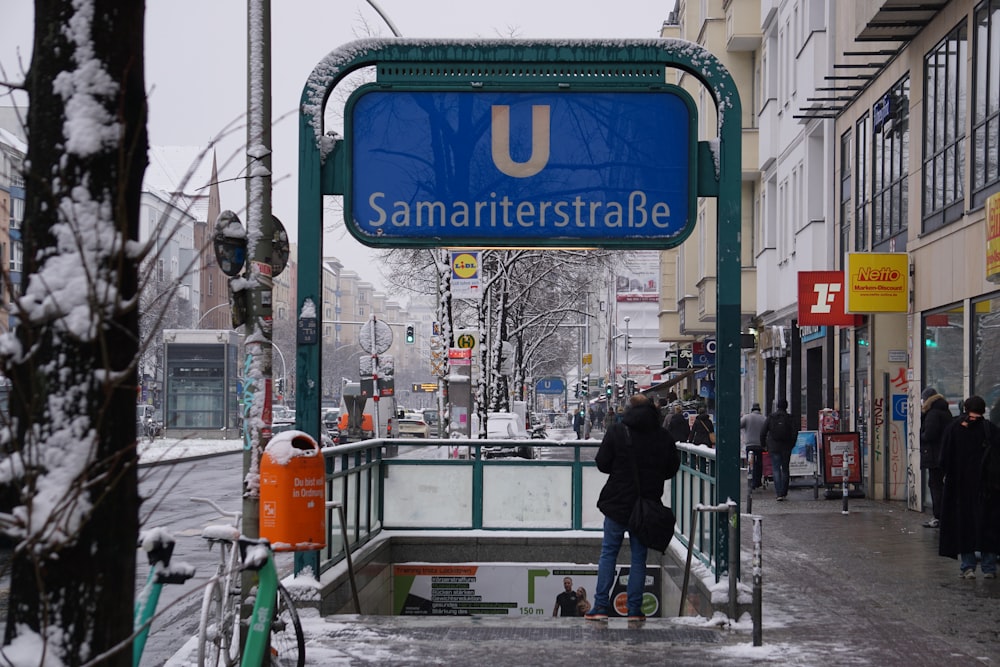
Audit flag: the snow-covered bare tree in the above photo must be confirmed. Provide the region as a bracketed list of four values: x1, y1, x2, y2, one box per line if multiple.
[0, 2, 146, 664]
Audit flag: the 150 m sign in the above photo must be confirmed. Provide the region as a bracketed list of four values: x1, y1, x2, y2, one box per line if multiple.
[344, 87, 698, 248]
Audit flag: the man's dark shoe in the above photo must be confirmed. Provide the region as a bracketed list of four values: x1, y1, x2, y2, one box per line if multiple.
[584, 609, 608, 621]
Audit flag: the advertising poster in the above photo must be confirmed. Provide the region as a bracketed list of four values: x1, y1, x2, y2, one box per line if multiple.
[822, 432, 863, 484]
[393, 564, 662, 618]
[789, 431, 819, 479]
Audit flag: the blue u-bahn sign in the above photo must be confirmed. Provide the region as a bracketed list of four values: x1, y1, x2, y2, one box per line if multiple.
[345, 87, 698, 248]
[535, 377, 566, 395]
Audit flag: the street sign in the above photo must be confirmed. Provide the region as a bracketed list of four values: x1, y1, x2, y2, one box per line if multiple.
[359, 318, 393, 354]
[535, 377, 566, 395]
[346, 88, 697, 248]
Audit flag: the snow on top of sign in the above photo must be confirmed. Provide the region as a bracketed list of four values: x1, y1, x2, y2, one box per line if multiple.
[302, 38, 737, 159]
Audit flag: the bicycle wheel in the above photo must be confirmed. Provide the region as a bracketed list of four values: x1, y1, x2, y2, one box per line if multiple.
[269, 583, 305, 667]
[197, 579, 224, 667]
[197, 578, 240, 667]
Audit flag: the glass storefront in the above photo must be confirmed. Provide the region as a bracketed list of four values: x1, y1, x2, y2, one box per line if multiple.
[165, 342, 239, 430]
[972, 291, 1000, 420]
[922, 304, 965, 410]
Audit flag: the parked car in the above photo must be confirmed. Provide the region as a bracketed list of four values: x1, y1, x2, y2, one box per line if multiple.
[397, 417, 431, 438]
[421, 408, 440, 437]
[477, 412, 533, 460]
[322, 409, 340, 443]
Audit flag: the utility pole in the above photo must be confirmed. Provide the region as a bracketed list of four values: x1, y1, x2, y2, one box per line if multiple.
[242, 0, 273, 611]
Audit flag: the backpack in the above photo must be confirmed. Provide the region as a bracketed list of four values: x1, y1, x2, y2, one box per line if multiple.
[769, 412, 795, 442]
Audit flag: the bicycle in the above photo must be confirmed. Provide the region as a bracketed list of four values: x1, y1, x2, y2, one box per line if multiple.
[191, 497, 304, 667]
[133, 528, 195, 667]
[237, 535, 305, 667]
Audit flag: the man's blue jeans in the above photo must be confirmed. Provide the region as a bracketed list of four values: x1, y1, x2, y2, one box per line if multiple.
[961, 551, 997, 574]
[772, 450, 791, 497]
[592, 515, 648, 616]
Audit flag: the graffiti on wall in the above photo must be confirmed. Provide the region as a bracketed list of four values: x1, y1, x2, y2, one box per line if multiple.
[873, 367, 912, 501]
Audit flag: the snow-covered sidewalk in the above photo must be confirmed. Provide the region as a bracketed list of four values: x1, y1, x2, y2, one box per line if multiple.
[137, 435, 244, 465]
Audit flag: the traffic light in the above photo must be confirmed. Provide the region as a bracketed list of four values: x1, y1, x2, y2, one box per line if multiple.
[581, 377, 589, 396]
[573, 382, 579, 397]
[405, 323, 415, 344]
[605, 384, 613, 398]
[616, 383, 625, 399]
[625, 334, 632, 350]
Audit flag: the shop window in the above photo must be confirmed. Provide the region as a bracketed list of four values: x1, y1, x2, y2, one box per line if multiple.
[923, 305, 965, 411]
[972, 292, 1000, 421]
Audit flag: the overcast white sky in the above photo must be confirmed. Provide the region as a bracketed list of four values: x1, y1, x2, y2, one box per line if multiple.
[0, 0, 671, 290]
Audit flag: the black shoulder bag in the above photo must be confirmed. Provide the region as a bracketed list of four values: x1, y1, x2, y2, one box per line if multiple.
[624, 426, 676, 553]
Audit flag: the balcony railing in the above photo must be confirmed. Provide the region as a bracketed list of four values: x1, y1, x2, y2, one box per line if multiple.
[315, 438, 720, 578]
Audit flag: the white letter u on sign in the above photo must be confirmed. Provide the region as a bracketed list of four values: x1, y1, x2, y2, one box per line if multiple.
[491, 105, 550, 178]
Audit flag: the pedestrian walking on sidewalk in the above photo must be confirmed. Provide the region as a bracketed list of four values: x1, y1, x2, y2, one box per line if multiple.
[760, 398, 798, 501]
[920, 386, 952, 528]
[664, 404, 690, 444]
[586, 394, 680, 621]
[938, 395, 1000, 579]
[690, 408, 715, 447]
[741, 403, 767, 490]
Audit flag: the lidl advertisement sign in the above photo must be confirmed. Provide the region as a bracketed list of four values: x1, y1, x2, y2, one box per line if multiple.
[392, 563, 661, 618]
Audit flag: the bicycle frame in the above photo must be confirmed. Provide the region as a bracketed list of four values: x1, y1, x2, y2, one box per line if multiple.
[239, 538, 278, 667]
[192, 496, 243, 667]
[133, 530, 194, 667]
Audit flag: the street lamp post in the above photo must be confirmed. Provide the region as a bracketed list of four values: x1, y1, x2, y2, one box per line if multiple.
[623, 316, 631, 402]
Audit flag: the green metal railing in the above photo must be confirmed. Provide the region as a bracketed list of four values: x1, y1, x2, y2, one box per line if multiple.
[315, 439, 719, 578]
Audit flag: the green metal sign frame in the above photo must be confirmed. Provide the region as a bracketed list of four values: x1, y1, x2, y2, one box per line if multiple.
[296, 38, 742, 579]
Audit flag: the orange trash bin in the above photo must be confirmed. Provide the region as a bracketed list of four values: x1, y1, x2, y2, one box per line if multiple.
[259, 431, 326, 552]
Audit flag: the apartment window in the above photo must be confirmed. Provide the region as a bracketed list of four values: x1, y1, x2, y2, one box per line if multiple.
[855, 114, 869, 251]
[156, 259, 164, 282]
[973, 0, 1000, 206]
[840, 129, 853, 271]
[10, 241, 22, 273]
[923, 22, 967, 232]
[872, 76, 910, 249]
[207, 274, 213, 297]
[11, 198, 23, 230]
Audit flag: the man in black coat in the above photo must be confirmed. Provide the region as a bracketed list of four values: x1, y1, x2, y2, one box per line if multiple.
[759, 398, 798, 501]
[585, 394, 680, 621]
[664, 405, 691, 444]
[938, 396, 999, 578]
[920, 386, 953, 528]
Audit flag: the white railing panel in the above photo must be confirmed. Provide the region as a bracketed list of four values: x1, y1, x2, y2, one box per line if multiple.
[483, 466, 573, 528]
[383, 464, 474, 528]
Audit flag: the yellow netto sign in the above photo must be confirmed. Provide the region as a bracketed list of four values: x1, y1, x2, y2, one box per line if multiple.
[845, 253, 909, 313]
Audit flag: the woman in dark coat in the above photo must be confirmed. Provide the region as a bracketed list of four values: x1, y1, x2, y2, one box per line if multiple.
[586, 395, 680, 621]
[690, 410, 714, 447]
[938, 396, 1000, 578]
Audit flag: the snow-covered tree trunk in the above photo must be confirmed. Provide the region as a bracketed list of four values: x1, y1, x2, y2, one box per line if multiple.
[0, 1, 146, 664]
